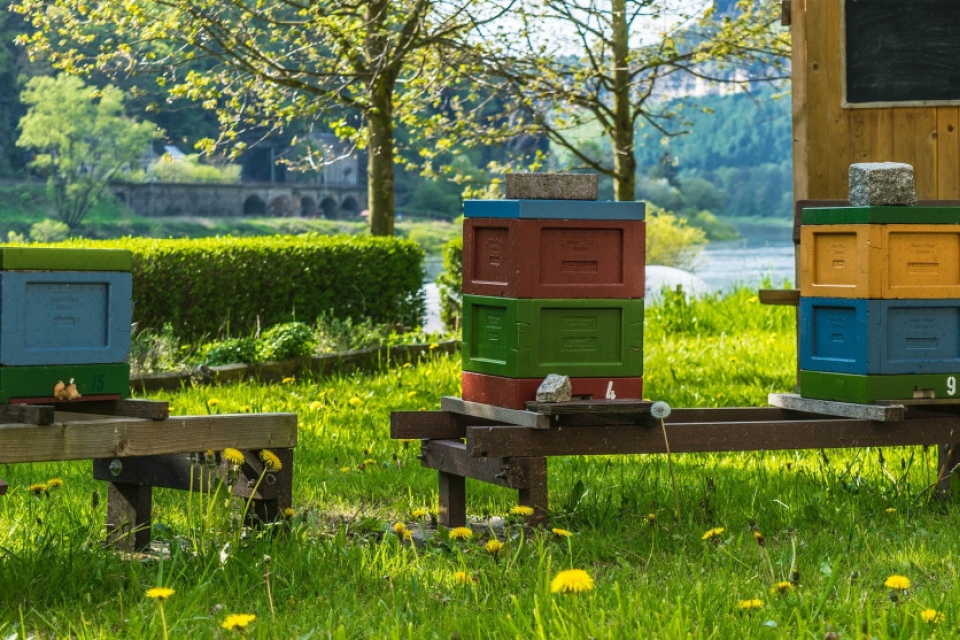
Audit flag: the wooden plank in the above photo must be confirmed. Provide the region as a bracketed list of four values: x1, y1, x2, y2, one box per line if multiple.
[441, 396, 550, 430]
[791, 0, 809, 201]
[768, 393, 904, 422]
[438, 471, 466, 528]
[0, 403, 54, 425]
[759, 289, 800, 306]
[848, 109, 894, 165]
[808, 0, 847, 198]
[667, 407, 813, 423]
[0, 477, 7, 496]
[390, 410, 504, 440]
[421, 439, 536, 489]
[938, 107, 960, 199]
[106, 482, 152, 552]
[466, 415, 960, 458]
[56, 399, 169, 421]
[518, 457, 548, 527]
[893, 108, 939, 199]
[0, 413, 297, 464]
[524, 399, 651, 416]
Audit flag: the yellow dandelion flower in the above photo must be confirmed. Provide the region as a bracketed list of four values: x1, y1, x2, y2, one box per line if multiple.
[28, 483, 47, 494]
[393, 522, 408, 536]
[550, 569, 595, 594]
[411, 508, 429, 519]
[207, 398, 219, 407]
[647, 513, 656, 523]
[509, 505, 534, 517]
[702, 527, 725, 540]
[281, 376, 295, 384]
[363, 458, 376, 466]
[449, 526, 473, 540]
[340, 466, 351, 473]
[921, 609, 944, 624]
[399, 438, 416, 444]
[222, 613, 256, 630]
[239, 405, 252, 413]
[485, 539, 503, 556]
[145, 587, 175, 601]
[348, 397, 362, 407]
[885, 575, 911, 590]
[453, 571, 472, 586]
[46, 478, 64, 489]
[223, 448, 245, 465]
[309, 400, 323, 411]
[429, 342, 439, 349]
[406, 391, 417, 398]
[259, 449, 282, 471]
[737, 599, 764, 610]
[885, 507, 897, 514]
[770, 581, 794, 594]
[552, 528, 574, 538]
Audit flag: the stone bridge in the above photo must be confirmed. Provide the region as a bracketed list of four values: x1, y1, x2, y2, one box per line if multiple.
[110, 182, 368, 219]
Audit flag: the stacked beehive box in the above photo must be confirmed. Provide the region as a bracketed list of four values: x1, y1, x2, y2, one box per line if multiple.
[0, 247, 132, 403]
[799, 163, 960, 403]
[459, 174, 646, 409]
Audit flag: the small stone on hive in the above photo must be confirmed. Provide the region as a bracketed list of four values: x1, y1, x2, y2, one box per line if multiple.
[536, 374, 572, 402]
[848, 162, 916, 206]
[505, 173, 598, 200]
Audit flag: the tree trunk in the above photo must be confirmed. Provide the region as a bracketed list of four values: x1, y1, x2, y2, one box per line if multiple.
[366, 104, 396, 237]
[611, 0, 636, 202]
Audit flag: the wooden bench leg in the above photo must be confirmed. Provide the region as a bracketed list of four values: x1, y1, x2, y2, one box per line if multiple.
[106, 482, 153, 551]
[438, 470, 467, 528]
[938, 444, 960, 498]
[518, 457, 548, 527]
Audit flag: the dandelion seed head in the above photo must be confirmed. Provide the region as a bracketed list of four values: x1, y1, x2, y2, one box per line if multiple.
[650, 401, 671, 420]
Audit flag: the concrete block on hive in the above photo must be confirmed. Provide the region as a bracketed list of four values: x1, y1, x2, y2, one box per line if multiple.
[848, 162, 917, 207]
[504, 173, 598, 200]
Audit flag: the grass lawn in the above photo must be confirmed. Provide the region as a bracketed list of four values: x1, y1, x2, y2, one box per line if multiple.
[0, 290, 954, 638]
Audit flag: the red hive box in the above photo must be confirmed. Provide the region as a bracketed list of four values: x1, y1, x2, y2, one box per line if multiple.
[462, 371, 643, 410]
[463, 217, 645, 299]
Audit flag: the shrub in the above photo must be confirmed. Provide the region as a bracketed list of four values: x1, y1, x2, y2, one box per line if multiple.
[435, 236, 462, 332]
[257, 322, 314, 361]
[645, 205, 707, 270]
[57, 234, 425, 340]
[197, 337, 258, 366]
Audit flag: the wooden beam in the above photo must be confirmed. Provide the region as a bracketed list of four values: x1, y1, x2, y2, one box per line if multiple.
[524, 399, 652, 417]
[0, 413, 297, 464]
[57, 399, 169, 420]
[759, 289, 800, 306]
[420, 439, 536, 489]
[441, 396, 550, 430]
[769, 393, 905, 422]
[467, 416, 960, 458]
[438, 471, 466, 528]
[518, 457, 548, 527]
[0, 404, 54, 426]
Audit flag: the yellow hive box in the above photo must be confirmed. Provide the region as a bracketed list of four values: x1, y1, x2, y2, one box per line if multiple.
[800, 224, 960, 299]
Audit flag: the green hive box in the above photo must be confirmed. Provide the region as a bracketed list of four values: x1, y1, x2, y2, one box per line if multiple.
[800, 370, 960, 404]
[801, 206, 960, 226]
[0, 247, 132, 272]
[462, 295, 643, 378]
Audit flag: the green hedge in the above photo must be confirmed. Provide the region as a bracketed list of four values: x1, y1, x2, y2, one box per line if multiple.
[59, 235, 425, 340]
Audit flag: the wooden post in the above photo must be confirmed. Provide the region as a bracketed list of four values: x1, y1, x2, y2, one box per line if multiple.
[518, 457, 548, 527]
[246, 448, 294, 524]
[106, 482, 152, 551]
[438, 471, 466, 528]
[938, 444, 960, 498]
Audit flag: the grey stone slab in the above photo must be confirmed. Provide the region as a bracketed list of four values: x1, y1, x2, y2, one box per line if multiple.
[535, 374, 572, 403]
[848, 162, 917, 206]
[505, 173, 598, 200]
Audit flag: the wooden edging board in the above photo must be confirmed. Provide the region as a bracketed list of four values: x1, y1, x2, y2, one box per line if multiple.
[0, 412, 297, 464]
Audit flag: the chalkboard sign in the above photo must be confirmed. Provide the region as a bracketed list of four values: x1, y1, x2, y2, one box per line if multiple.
[843, 0, 960, 107]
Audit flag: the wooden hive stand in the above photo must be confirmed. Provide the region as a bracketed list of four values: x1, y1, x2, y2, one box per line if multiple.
[0, 398, 297, 551]
[392, 396, 960, 527]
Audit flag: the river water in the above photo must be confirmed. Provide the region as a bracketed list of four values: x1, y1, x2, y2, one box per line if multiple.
[420, 227, 796, 332]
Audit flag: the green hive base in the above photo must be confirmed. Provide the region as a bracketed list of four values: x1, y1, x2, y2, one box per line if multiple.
[801, 206, 960, 225]
[800, 370, 960, 404]
[0, 363, 130, 403]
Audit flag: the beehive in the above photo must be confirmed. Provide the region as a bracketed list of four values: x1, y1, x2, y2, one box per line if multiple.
[462, 295, 643, 379]
[800, 370, 960, 404]
[799, 223, 960, 299]
[463, 217, 645, 299]
[0, 247, 132, 403]
[799, 297, 960, 375]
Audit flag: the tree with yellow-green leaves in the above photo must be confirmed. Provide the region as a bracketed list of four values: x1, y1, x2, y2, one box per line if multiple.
[13, 0, 510, 236]
[16, 74, 158, 229]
